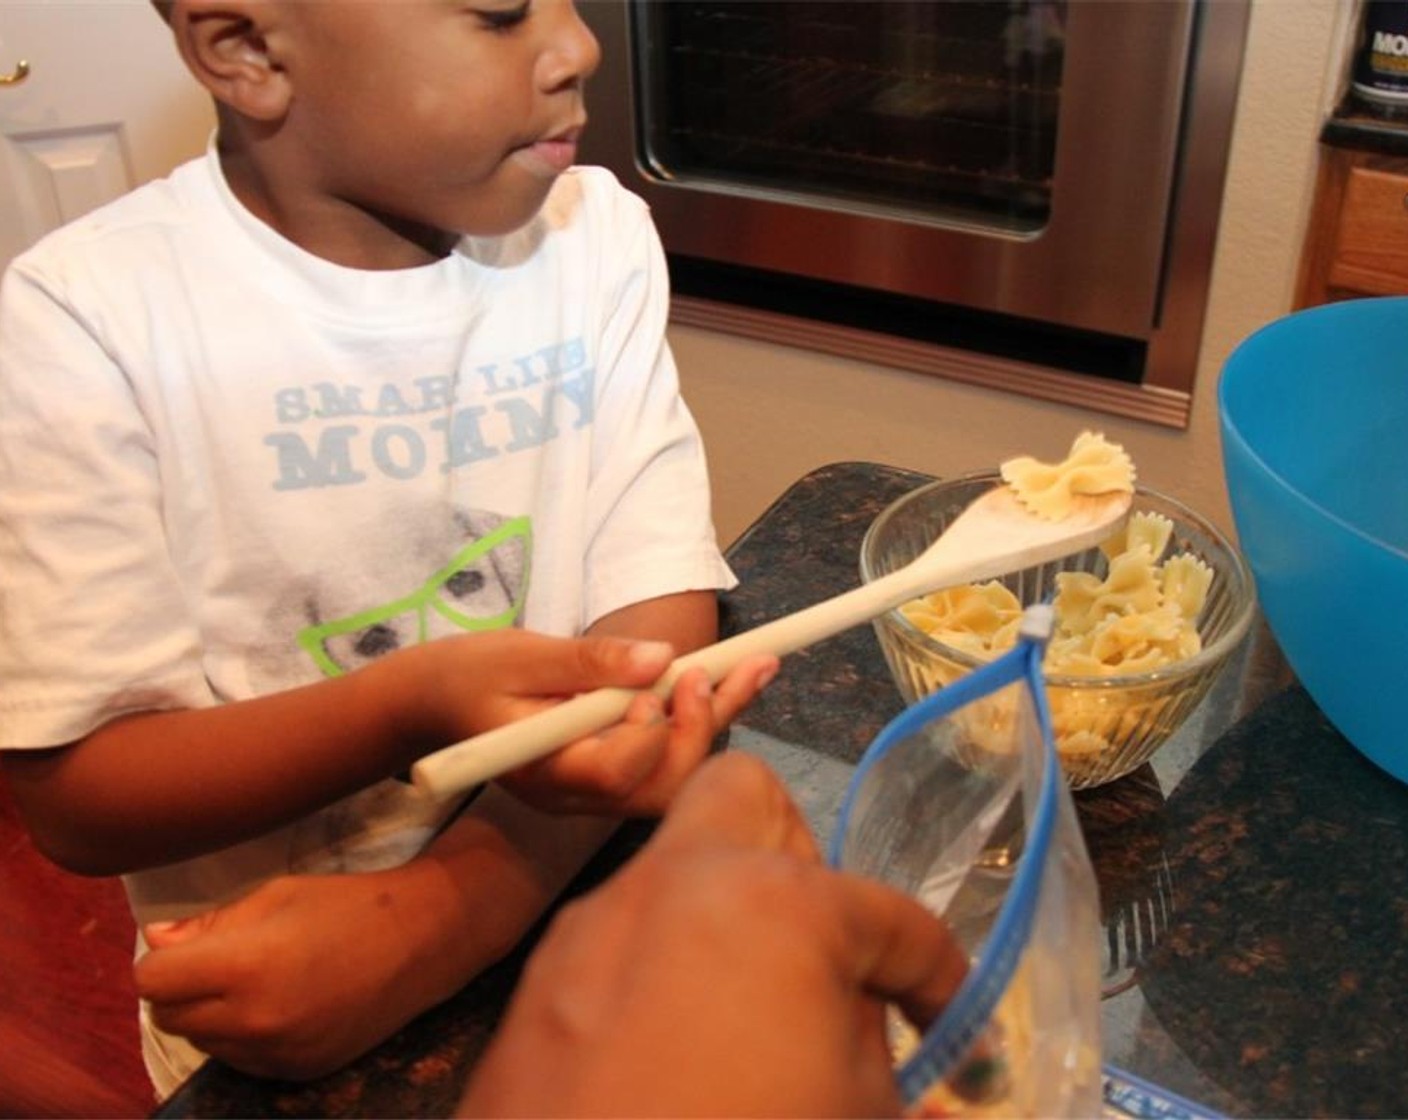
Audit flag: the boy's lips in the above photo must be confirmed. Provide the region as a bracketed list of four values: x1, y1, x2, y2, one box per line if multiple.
[517, 125, 584, 176]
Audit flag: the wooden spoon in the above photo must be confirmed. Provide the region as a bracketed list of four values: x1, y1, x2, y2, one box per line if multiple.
[411, 484, 1132, 799]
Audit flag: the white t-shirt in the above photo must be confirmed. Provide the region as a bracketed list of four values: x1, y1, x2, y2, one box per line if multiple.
[0, 147, 734, 1094]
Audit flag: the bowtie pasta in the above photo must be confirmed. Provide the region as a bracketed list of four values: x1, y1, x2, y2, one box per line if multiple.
[901, 511, 1212, 680]
[899, 433, 1215, 781]
[1001, 430, 1135, 520]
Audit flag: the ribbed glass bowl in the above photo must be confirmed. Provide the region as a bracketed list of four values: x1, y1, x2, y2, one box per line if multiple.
[860, 471, 1256, 789]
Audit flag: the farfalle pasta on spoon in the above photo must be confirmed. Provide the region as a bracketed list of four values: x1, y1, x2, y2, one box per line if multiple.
[1000, 429, 1137, 521]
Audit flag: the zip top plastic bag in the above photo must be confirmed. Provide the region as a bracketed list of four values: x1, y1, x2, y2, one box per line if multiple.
[829, 605, 1103, 1117]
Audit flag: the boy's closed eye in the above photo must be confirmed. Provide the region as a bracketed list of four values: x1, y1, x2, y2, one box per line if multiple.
[471, 0, 531, 33]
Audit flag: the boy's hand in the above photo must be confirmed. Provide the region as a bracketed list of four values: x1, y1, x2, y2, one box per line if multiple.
[410, 628, 776, 817]
[135, 868, 459, 1082]
[494, 658, 777, 817]
[459, 753, 968, 1119]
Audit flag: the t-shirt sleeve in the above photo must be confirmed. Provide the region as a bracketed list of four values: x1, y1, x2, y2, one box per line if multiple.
[578, 183, 737, 629]
[0, 260, 212, 748]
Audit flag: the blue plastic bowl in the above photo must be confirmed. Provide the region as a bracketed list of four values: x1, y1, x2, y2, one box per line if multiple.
[1220, 298, 1408, 784]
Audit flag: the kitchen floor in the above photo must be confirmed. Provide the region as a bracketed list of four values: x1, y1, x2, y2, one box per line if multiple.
[0, 777, 153, 1118]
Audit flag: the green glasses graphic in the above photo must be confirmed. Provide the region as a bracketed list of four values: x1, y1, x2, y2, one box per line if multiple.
[298, 516, 532, 678]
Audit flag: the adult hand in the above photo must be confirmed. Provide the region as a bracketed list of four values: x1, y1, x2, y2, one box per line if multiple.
[458, 753, 968, 1118]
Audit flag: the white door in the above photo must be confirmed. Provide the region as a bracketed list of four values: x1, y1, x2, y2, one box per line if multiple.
[0, 1, 214, 274]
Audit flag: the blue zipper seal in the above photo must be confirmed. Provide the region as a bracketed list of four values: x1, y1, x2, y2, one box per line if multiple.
[828, 607, 1060, 1105]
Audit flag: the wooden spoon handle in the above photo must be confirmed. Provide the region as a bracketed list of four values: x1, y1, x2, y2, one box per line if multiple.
[411, 686, 639, 798]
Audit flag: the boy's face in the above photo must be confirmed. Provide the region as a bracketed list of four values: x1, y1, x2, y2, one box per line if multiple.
[253, 0, 601, 257]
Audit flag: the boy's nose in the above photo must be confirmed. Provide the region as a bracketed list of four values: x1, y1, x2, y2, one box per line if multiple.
[539, 1, 601, 91]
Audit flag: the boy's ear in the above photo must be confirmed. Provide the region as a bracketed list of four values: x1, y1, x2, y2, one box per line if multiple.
[168, 0, 290, 121]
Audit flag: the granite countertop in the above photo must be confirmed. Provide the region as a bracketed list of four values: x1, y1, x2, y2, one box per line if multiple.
[156, 462, 1408, 1119]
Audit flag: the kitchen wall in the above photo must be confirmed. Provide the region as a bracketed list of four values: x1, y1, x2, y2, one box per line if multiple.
[677, 0, 1353, 548]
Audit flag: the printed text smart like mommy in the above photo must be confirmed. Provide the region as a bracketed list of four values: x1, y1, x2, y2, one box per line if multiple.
[263, 352, 594, 491]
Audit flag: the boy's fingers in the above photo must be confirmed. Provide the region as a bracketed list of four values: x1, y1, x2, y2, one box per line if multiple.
[573, 636, 676, 689]
[622, 687, 667, 727]
[142, 915, 208, 949]
[499, 634, 675, 695]
[144, 993, 224, 1039]
[707, 655, 779, 728]
[506, 718, 669, 808]
[135, 934, 228, 1003]
[496, 651, 777, 814]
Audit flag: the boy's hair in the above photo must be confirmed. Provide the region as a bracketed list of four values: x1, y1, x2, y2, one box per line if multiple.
[151, 0, 173, 25]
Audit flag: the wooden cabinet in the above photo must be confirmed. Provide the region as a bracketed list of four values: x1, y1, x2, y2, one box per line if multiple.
[1296, 145, 1408, 307]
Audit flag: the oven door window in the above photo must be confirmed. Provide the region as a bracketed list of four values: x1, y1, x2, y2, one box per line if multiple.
[631, 0, 1064, 234]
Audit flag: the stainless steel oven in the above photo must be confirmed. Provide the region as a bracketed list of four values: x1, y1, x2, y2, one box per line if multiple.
[577, 0, 1250, 427]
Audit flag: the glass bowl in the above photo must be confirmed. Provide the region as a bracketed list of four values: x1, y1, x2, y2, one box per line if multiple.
[860, 471, 1256, 789]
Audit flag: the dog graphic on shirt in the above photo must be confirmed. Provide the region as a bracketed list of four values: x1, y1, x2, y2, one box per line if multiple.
[248, 504, 530, 874]
[295, 507, 531, 677]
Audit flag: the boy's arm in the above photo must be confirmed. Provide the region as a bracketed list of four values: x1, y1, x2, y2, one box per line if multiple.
[584, 587, 719, 648]
[132, 784, 623, 1083]
[133, 594, 742, 1083]
[0, 630, 690, 876]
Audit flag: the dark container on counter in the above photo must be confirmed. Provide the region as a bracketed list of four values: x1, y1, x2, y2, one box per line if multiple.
[1353, 1, 1408, 104]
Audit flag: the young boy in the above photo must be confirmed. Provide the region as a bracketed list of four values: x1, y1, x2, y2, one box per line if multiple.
[0, 0, 775, 1098]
